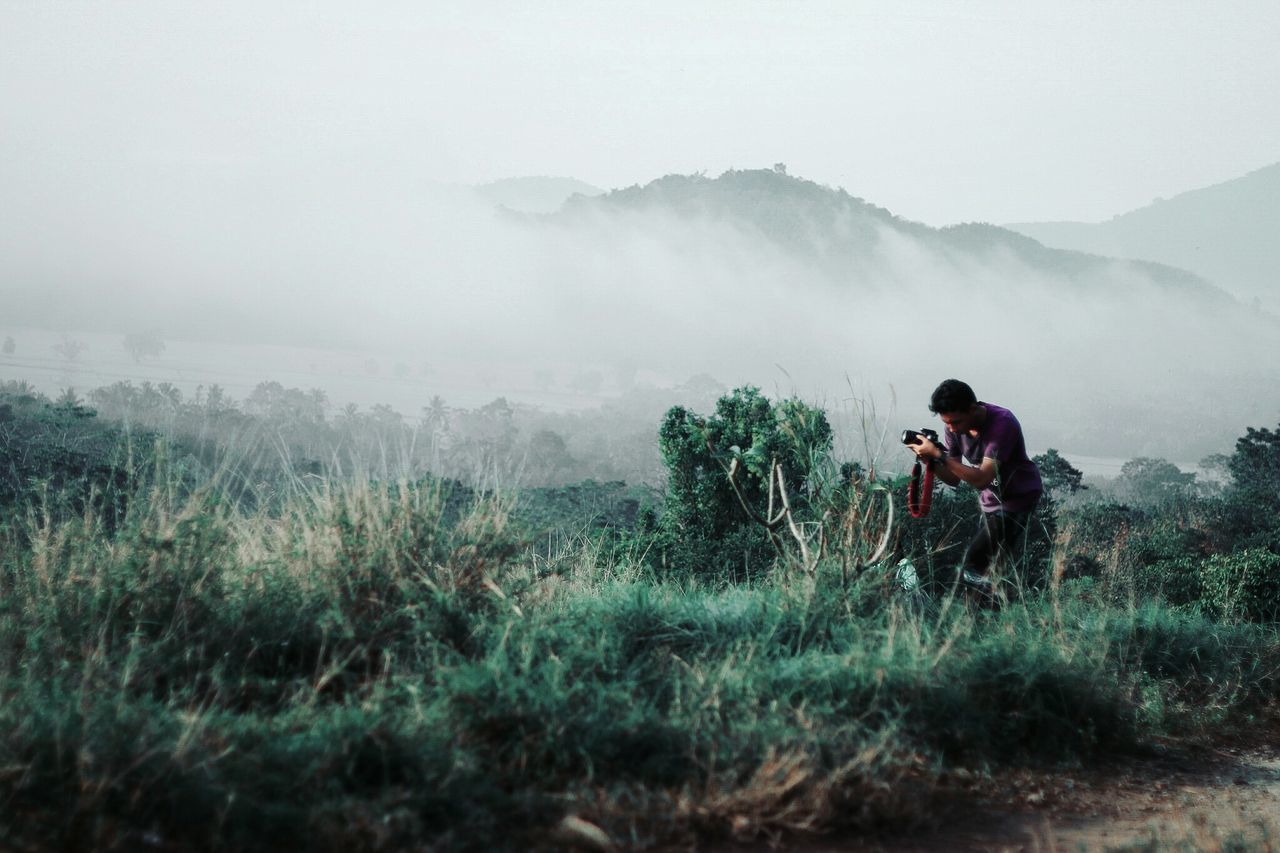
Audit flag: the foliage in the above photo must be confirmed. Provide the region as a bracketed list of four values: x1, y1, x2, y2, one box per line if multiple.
[654, 386, 833, 578]
[1199, 549, 1280, 622]
[513, 479, 645, 543]
[1115, 457, 1197, 506]
[1033, 447, 1087, 500]
[0, 384, 138, 526]
[1126, 515, 1211, 568]
[1134, 555, 1205, 609]
[1227, 425, 1280, 508]
[1214, 423, 1280, 549]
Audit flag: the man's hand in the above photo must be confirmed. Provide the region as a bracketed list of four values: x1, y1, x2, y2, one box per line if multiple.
[910, 436, 944, 461]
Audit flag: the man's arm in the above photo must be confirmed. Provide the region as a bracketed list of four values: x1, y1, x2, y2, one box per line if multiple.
[935, 454, 997, 489]
[913, 437, 997, 489]
[932, 454, 962, 486]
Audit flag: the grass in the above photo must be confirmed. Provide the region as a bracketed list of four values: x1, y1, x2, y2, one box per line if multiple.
[1, 451, 1279, 851]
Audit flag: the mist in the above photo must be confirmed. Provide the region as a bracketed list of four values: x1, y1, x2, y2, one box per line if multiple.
[4, 155, 1275, 463]
[4, 2, 1279, 467]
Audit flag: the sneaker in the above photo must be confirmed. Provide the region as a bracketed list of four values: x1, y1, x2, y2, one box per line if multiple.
[896, 559, 921, 592]
[960, 570, 1004, 609]
[960, 570, 993, 593]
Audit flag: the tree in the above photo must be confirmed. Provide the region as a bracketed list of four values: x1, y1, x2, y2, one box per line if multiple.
[422, 396, 450, 433]
[422, 396, 450, 470]
[244, 382, 327, 426]
[2, 336, 14, 355]
[1227, 425, 1280, 507]
[1218, 424, 1280, 545]
[1116, 457, 1196, 505]
[656, 386, 833, 577]
[55, 387, 91, 415]
[122, 330, 166, 363]
[679, 373, 726, 400]
[192, 384, 237, 422]
[527, 429, 575, 484]
[52, 337, 86, 362]
[1033, 448, 1087, 501]
[449, 398, 519, 478]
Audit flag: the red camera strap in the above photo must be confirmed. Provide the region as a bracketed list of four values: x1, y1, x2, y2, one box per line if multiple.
[907, 458, 936, 518]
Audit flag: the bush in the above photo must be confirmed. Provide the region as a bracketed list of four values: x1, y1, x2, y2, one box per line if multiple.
[1127, 518, 1208, 568]
[1199, 549, 1280, 622]
[1134, 555, 1204, 608]
[653, 387, 832, 579]
[0, 386, 140, 527]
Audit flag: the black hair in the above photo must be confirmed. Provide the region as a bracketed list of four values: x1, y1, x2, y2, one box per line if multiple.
[929, 379, 977, 414]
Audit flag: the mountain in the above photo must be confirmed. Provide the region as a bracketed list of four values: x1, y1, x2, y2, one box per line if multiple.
[556, 168, 1236, 307]
[531, 168, 1277, 459]
[475, 176, 605, 214]
[1005, 162, 1280, 305]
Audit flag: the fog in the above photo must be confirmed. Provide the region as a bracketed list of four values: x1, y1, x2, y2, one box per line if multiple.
[3, 2, 1279, 465]
[4, 159, 1275, 461]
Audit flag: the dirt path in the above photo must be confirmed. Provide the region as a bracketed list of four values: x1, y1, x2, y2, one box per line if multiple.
[704, 739, 1280, 852]
[862, 741, 1280, 852]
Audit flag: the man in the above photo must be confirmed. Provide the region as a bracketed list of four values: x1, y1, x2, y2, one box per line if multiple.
[908, 379, 1043, 598]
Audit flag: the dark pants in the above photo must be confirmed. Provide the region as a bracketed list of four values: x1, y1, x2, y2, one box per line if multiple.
[959, 509, 1037, 584]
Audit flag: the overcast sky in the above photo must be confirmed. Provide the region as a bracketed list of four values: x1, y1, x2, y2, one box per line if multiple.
[3, 1, 1278, 226]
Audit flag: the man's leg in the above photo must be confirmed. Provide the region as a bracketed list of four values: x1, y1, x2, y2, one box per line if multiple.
[958, 514, 998, 599]
[957, 511, 1035, 601]
[988, 509, 1036, 583]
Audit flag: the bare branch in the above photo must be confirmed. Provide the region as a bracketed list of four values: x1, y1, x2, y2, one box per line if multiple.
[722, 456, 785, 531]
[866, 489, 894, 565]
[774, 462, 819, 573]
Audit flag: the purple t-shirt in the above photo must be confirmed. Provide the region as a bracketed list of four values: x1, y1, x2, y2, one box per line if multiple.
[944, 402, 1043, 513]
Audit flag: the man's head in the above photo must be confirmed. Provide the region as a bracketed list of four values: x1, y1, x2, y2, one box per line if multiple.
[929, 379, 984, 435]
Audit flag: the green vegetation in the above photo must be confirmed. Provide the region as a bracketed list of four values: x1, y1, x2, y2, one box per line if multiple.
[1, 381, 1279, 850]
[653, 387, 835, 578]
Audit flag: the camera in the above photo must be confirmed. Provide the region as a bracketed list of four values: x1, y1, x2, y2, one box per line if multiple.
[901, 427, 941, 448]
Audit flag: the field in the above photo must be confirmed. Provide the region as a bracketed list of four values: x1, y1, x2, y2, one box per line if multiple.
[1, 380, 1278, 851]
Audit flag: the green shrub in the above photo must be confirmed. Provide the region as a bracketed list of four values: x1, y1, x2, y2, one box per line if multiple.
[1135, 555, 1204, 608]
[1199, 549, 1280, 622]
[1128, 519, 1208, 568]
[654, 386, 832, 579]
[0, 387, 141, 528]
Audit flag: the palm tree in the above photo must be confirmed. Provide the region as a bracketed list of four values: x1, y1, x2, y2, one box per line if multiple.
[422, 396, 450, 470]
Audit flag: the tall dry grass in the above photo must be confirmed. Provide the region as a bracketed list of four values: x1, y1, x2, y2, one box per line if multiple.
[1, 441, 1278, 851]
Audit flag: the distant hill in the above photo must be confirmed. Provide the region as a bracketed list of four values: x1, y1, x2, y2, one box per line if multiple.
[475, 176, 605, 213]
[556, 168, 1236, 308]
[532, 168, 1279, 459]
[1005, 162, 1280, 305]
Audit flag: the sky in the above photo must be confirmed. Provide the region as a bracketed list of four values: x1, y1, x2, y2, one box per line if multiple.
[3, 0, 1279, 226]
[3, 0, 1279, 462]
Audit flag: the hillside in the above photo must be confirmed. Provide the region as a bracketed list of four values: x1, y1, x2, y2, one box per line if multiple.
[475, 175, 605, 213]
[535, 168, 1278, 459]
[557, 168, 1237, 308]
[1006, 162, 1280, 305]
